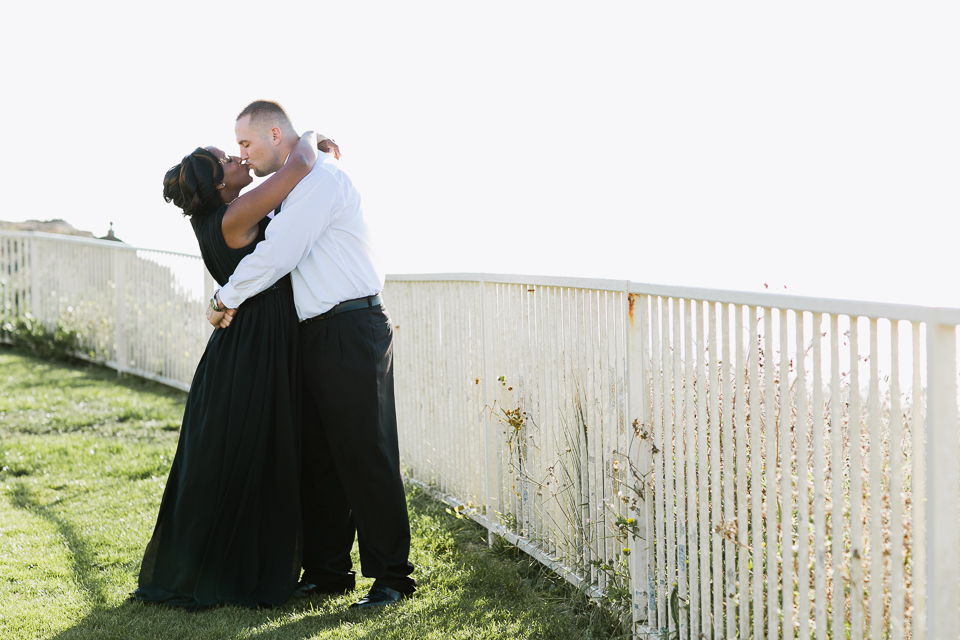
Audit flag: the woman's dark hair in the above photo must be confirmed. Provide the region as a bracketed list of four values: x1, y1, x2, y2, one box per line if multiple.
[162, 148, 225, 218]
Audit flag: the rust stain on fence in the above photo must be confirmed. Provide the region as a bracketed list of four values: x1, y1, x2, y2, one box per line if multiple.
[628, 293, 637, 326]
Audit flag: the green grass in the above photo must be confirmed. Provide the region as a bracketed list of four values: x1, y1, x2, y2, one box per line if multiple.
[0, 347, 626, 640]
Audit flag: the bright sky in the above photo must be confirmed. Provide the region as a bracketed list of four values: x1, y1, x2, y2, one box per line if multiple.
[3, 2, 958, 307]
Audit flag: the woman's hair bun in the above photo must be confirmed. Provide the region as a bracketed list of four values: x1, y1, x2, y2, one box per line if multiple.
[162, 147, 224, 218]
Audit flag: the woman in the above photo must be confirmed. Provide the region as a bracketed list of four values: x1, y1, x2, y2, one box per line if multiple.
[130, 132, 338, 610]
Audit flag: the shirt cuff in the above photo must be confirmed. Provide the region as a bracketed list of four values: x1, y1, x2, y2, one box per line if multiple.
[218, 270, 279, 308]
[217, 283, 242, 309]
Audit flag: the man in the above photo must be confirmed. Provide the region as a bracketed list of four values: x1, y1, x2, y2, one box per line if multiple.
[210, 100, 415, 608]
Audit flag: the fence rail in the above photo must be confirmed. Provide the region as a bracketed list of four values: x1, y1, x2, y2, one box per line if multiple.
[3, 231, 959, 638]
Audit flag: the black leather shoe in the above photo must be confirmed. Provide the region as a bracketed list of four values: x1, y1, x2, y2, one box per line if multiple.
[295, 579, 355, 598]
[349, 585, 408, 609]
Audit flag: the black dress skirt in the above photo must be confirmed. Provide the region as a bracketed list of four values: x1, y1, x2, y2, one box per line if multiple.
[133, 207, 301, 610]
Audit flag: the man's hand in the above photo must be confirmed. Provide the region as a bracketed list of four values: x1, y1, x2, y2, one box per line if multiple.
[206, 293, 237, 329]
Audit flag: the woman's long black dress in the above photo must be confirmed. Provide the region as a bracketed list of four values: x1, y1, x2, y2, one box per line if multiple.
[133, 207, 301, 610]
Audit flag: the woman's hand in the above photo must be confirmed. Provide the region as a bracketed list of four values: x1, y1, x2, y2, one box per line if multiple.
[217, 308, 236, 329]
[206, 304, 224, 327]
[318, 135, 341, 160]
[206, 303, 236, 329]
[301, 130, 340, 159]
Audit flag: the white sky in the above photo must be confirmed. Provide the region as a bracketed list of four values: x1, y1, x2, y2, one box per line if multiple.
[2, 2, 958, 307]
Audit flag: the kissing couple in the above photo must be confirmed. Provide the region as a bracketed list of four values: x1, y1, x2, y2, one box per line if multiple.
[129, 100, 415, 611]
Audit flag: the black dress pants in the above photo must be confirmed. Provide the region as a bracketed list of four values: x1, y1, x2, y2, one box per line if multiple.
[299, 303, 415, 594]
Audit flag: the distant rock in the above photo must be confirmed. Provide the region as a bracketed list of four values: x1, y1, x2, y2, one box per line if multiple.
[0, 218, 96, 238]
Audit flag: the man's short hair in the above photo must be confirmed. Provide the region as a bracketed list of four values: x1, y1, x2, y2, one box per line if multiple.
[236, 100, 294, 130]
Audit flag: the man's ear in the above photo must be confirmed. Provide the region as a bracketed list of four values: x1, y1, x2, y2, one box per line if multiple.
[271, 126, 283, 146]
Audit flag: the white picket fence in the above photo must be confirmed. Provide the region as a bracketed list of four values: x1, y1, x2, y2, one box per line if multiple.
[0, 231, 213, 391]
[389, 275, 960, 639]
[3, 231, 960, 638]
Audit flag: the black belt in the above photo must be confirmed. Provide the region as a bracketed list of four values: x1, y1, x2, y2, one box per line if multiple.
[301, 294, 382, 325]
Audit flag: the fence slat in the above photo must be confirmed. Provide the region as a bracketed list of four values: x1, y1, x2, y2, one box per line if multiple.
[830, 314, 844, 638]
[911, 321, 926, 640]
[889, 320, 905, 640]
[723, 303, 737, 640]
[665, 298, 677, 636]
[764, 308, 778, 640]
[780, 308, 794, 640]
[749, 306, 763, 640]
[736, 305, 750, 640]
[796, 310, 811, 640]
[707, 301, 721, 638]
[674, 297, 688, 639]
[626, 292, 647, 628]
[925, 322, 959, 638]
[683, 299, 697, 638]
[813, 313, 827, 640]
[849, 318, 864, 640]
[868, 318, 884, 640]
[651, 296, 666, 633]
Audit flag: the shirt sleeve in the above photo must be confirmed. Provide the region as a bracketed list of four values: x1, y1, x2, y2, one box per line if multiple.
[217, 166, 340, 308]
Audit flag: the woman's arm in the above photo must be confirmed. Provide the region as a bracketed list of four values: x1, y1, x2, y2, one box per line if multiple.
[220, 132, 318, 248]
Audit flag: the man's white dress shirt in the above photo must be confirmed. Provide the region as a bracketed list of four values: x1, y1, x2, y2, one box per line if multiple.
[217, 153, 383, 321]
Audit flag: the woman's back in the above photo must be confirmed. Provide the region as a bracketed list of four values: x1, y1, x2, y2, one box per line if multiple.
[192, 206, 269, 287]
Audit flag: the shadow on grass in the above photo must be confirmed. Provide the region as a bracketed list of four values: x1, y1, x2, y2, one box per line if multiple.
[43, 593, 557, 640]
[9, 483, 111, 607]
[10, 470, 623, 639]
[42, 582, 617, 640]
[0, 344, 187, 400]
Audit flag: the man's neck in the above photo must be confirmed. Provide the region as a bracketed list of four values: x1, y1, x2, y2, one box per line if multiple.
[280, 133, 300, 164]
[278, 130, 299, 164]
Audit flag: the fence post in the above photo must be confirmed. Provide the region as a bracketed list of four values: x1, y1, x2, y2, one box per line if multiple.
[480, 279, 500, 540]
[925, 320, 958, 638]
[114, 246, 126, 374]
[29, 235, 40, 320]
[625, 289, 650, 632]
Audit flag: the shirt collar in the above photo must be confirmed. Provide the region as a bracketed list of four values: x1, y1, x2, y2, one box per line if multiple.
[282, 148, 332, 167]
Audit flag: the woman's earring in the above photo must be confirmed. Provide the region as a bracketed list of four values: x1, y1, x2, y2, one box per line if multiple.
[220, 183, 226, 187]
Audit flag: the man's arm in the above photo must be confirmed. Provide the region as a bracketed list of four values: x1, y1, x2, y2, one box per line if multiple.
[216, 165, 341, 309]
